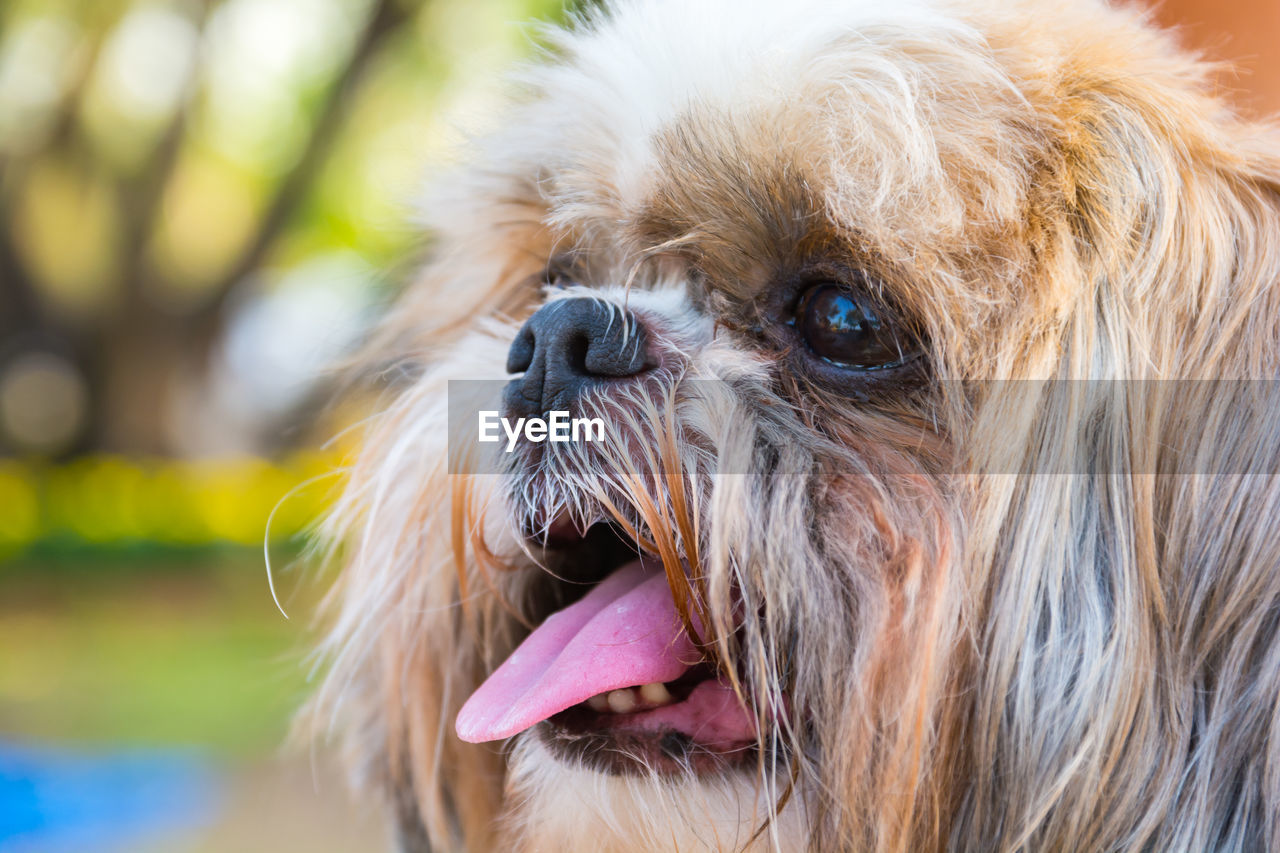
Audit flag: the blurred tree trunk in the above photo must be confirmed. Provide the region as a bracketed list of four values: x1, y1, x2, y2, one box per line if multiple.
[2, 0, 411, 456]
[0, 200, 42, 344]
[96, 0, 408, 455]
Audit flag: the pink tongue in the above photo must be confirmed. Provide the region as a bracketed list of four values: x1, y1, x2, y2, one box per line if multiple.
[455, 559, 701, 743]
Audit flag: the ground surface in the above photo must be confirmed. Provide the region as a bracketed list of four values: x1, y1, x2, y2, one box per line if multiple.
[0, 554, 389, 853]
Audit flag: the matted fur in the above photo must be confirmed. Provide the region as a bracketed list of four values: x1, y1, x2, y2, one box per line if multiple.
[305, 0, 1280, 850]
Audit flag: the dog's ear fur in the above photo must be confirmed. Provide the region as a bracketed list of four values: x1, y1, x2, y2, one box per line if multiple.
[364, 185, 551, 366]
[954, 9, 1280, 849]
[303, 182, 551, 851]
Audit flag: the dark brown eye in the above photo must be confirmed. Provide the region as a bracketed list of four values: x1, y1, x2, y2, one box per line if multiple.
[793, 282, 913, 370]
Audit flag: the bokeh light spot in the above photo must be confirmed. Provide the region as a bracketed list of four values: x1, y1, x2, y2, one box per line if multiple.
[0, 14, 80, 154]
[0, 351, 90, 457]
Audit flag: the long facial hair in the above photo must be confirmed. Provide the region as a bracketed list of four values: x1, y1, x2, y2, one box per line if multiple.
[304, 1, 1280, 851]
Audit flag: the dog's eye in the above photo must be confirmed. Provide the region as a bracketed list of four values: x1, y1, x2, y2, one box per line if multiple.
[793, 282, 912, 370]
[541, 255, 578, 289]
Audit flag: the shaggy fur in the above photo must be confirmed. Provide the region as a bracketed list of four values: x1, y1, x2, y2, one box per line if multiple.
[305, 0, 1280, 850]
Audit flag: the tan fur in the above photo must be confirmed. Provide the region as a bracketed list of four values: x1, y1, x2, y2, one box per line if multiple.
[305, 0, 1280, 850]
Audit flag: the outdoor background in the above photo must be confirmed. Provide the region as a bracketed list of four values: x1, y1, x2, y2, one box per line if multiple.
[0, 0, 1276, 851]
[0, 0, 572, 849]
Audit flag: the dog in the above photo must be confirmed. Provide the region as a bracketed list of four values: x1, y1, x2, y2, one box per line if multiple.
[306, 0, 1280, 849]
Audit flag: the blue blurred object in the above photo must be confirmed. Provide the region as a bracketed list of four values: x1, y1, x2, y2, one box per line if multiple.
[0, 741, 221, 852]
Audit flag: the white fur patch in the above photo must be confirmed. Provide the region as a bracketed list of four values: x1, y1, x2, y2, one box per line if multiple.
[501, 736, 810, 852]
[554, 0, 957, 201]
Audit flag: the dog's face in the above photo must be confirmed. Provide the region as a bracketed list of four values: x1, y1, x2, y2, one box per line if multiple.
[311, 1, 1280, 851]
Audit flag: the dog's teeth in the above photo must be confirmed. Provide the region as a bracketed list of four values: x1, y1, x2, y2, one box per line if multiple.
[586, 693, 610, 712]
[606, 688, 637, 713]
[639, 682, 672, 706]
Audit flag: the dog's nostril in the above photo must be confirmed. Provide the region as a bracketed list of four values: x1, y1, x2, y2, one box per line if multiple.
[506, 325, 536, 374]
[563, 330, 592, 376]
[504, 298, 650, 417]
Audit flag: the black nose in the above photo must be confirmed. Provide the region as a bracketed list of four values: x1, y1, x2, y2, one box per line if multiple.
[504, 298, 650, 418]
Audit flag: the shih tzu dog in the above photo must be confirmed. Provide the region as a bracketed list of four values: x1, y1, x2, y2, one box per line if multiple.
[306, 0, 1280, 850]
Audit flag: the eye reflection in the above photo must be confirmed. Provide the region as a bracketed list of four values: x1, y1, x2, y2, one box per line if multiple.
[794, 282, 912, 370]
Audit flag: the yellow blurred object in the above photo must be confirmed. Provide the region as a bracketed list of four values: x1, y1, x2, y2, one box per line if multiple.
[0, 450, 346, 557]
[12, 158, 122, 320]
[0, 463, 40, 553]
[148, 151, 263, 306]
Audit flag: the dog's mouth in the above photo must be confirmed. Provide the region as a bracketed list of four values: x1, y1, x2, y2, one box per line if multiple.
[455, 518, 758, 773]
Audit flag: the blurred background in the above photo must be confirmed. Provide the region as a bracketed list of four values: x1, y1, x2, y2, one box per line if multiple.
[0, 0, 1275, 850]
[0, 0, 572, 849]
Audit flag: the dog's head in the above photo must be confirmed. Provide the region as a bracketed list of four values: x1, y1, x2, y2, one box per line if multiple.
[309, 1, 1280, 850]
